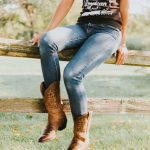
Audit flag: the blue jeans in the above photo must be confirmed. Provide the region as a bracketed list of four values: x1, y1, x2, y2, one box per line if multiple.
[39, 23, 121, 118]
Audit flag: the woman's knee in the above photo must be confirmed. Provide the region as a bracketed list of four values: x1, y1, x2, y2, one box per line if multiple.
[63, 66, 81, 85]
[63, 66, 74, 84]
[39, 32, 58, 56]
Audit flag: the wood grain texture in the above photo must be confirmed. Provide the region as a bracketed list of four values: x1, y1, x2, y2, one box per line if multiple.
[0, 98, 150, 113]
[0, 38, 150, 67]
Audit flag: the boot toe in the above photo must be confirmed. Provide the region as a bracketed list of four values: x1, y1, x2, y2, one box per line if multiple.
[38, 131, 56, 143]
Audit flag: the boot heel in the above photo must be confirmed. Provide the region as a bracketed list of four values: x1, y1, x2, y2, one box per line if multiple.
[58, 116, 67, 130]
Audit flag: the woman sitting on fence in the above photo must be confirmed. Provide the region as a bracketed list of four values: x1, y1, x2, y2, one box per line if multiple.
[32, 0, 129, 149]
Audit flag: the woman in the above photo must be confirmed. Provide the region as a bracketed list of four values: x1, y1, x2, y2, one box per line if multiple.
[32, 0, 129, 149]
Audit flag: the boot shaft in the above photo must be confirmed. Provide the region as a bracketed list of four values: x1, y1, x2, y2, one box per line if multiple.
[44, 81, 62, 110]
[74, 112, 92, 133]
[68, 111, 93, 150]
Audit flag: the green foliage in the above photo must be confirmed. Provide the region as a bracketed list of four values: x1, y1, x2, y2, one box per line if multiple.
[127, 13, 150, 50]
[0, 0, 60, 39]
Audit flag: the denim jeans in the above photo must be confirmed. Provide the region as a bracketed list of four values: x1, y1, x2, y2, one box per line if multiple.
[39, 23, 121, 118]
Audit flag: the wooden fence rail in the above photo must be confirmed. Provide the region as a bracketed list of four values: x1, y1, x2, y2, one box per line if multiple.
[0, 38, 150, 113]
[0, 38, 150, 67]
[0, 98, 150, 113]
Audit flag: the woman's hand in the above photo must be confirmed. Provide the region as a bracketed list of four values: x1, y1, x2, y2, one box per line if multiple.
[117, 0, 129, 65]
[116, 45, 128, 65]
[30, 32, 45, 46]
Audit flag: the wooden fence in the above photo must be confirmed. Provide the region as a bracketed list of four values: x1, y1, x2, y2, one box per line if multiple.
[0, 38, 150, 113]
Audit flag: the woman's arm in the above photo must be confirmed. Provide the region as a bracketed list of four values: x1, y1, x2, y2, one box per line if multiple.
[32, 0, 74, 44]
[116, 0, 129, 64]
[46, 0, 74, 31]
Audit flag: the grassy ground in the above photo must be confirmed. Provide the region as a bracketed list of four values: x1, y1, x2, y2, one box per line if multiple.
[0, 56, 150, 99]
[0, 74, 150, 99]
[0, 112, 150, 150]
[0, 56, 150, 150]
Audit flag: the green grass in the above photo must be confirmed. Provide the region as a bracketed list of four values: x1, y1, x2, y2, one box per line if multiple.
[0, 58, 150, 150]
[0, 74, 149, 99]
[0, 112, 150, 150]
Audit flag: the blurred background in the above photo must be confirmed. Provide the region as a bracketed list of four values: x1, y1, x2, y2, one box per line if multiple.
[0, 0, 150, 150]
[0, 0, 150, 50]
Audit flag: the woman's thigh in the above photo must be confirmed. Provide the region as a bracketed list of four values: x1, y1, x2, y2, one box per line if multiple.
[64, 30, 121, 80]
[40, 24, 87, 52]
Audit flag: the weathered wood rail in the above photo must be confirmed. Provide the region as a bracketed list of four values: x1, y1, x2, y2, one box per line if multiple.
[0, 38, 150, 67]
[0, 98, 150, 113]
[0, 38, 150, 113]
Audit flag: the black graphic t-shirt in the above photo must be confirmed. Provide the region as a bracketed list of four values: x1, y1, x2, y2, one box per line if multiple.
[77, 0, 122, 29]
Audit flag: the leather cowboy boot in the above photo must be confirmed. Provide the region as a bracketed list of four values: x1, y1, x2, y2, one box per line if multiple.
[40, 81, 63, 104]
[38, 81, 67, 142]
[68, 111, 93, 150]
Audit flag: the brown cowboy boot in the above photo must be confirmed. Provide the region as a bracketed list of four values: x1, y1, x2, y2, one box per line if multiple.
[68, 111, 93, 150]
[40, 81, 63, 104]
[38, 81, 67, 143]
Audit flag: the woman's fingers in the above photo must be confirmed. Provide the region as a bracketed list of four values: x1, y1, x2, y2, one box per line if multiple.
[31, 38, 37, 46]
[118, 55, 124, 64]
[30, 32, 46, 46]
[30, 34, 40, 46]
[120, 51, 125, 64]
[116, 46, 128, 65]
[116, 49, 125, 64]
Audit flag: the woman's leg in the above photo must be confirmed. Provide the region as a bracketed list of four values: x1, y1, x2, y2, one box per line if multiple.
[38, 24, 88, 143]
[65, 28, 121, 149]
[39, 24, 87, 88]
[63, 29, 121, 118]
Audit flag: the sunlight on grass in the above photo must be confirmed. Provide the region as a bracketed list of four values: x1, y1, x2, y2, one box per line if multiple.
[0, 113, 150, 150]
